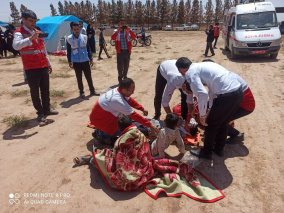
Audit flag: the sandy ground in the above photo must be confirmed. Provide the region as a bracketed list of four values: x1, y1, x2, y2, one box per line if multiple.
[0, 31, 284, 213]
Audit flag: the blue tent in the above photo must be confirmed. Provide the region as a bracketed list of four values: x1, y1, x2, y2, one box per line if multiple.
[0, 21, 8, 26]
[36, 15, 87, 53]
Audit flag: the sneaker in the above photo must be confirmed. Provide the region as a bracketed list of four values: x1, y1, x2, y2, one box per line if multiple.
[226, 133, 244, 144]
[80, 92, 85, 98]
[152, 115, 160, 120]
[37, 113, 45, 122]
[190, 149, 212, 160]
[212, 53, 215, 56]
[98, 57, 103, 60]
[203, 54, 208, 57]
[44, 110, 59, 116]
[90, 91, 100, 96]
[108, 56, 112, 58]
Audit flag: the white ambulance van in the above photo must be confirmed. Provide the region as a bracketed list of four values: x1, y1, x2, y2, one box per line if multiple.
[222, 0, 281, 59]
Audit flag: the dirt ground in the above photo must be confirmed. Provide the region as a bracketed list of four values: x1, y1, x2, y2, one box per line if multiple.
[0, 31, 283, 213]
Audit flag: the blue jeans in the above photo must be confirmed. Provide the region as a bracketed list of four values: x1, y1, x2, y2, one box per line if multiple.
[98, 129, 121, 139]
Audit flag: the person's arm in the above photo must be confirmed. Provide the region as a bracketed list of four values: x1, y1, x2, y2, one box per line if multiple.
[208, 91, 216, 109]
[86, 39, 93, 62]
[66, 41, 71, 63]
[12, 32, 33, 50]
[190, 77, 208, 117]
[156, 129, 167, 158]
[111, 31, 119, 40]
[129, 30, 136, 40]
[43, 45, 51, 67]
[128, 97, 144, 111]
[161, 83, 175, 114]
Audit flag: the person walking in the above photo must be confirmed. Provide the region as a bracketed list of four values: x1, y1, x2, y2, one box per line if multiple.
[176, 57, 243, 159]
[13, 9, 58, 122]
[213, 23, 220, 48]
[98, 28, 111, 60]
[204, 25, 215, 57]
[87, 24, 96, 54]
[0, 27, 7, 58]
[66, 22, 100, 98]
[111, 18, 136, 84]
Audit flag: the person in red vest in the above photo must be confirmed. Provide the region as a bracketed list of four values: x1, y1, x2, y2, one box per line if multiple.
[13, 9, 58, 122]
[213, 23, 220, 48]
[111, 18, 136, 84]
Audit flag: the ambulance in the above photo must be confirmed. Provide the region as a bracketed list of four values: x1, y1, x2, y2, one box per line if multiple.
[222, 0, 281, 59]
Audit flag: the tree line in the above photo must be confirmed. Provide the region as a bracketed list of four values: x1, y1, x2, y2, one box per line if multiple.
[10, 0, 236, 28]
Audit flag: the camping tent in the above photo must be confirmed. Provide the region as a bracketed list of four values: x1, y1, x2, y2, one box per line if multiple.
[0, 21, 8, 31]
[36, 15, 87, 53]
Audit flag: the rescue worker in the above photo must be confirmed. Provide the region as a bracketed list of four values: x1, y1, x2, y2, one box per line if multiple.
[13, 9, 58, 122]
[213, 23, 220, 48]
[66, 22, 99, 98]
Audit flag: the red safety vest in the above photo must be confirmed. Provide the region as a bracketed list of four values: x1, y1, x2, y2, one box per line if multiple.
[213, 25, 220, 37]
[15, 27, 49, 70]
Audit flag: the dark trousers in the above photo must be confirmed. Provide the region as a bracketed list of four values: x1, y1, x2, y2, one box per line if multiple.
[117, 50, 130, 83]
[203, 89, 243, 155]
[99, 43, 110, 58]
[0, 45, 7, 57]
[228, 107, 253, 137]
[25, 67, 50, 115]
[205, 41, 214, 55]
[154, 66, 188, 119]
[213, 36, 219, 47]
[73, 61, 95, 94]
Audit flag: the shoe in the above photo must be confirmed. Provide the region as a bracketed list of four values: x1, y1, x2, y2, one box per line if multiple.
[152, 115, 160, 120]
[226, 133, 244, 144]
[44, 110, 59, 116]
[80, 92, 85, 98]
[214, 47, 217, 49]
[37, 113, 45, 122]
[108, 56, 112, 58]
[90, 91, 100, 96]
[203, 54, 208, 57]
[98, 57, 103, 60]
[213, 148, 224, 157]
[190, 149, 212, 160]
[212, 53, 215, 56]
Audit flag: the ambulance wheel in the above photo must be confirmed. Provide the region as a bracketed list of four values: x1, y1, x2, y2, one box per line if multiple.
[230, 49, 237, 60]
[270, 53, 278, 59]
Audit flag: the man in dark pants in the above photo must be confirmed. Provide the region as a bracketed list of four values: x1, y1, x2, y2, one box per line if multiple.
[13, 9, 58, 122]
[111, 18, 136, 84]
[213, 23, 220, 48]
[204, 25, 215, 57]
[153, 60, 196, 126]
[0, 27, 7, 58]
[177, 58, 243, 159]
[67, 22, 99, 98]
[98, 27, 111, 60]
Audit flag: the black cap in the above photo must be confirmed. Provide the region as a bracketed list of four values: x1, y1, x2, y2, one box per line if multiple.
[176, 57, 192, 69]
[22, 9, 37, 20]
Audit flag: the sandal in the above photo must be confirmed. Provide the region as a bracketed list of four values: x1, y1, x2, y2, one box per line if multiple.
[73, 155, 92, 165]
[39, 119, 54, 127]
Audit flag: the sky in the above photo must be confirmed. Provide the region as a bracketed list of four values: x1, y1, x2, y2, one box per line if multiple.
[0, 0, 283, 23]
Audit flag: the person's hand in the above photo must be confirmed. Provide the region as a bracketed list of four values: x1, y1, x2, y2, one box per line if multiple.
[69, 62, 73, 68]
[90, 61, 93, 67]
[127, 26, 131, 31]
[189, 118, 198, 128]
[118, 27, 123, 32]
[29, 32, 38, 41]
[143, 110, 148, 116]
[97, 149, 102, 153]
[206, 108, 211, 117]
[48, 66, 52, 74]
[150, 123, 159, 135]
[199, 115, 208, 126]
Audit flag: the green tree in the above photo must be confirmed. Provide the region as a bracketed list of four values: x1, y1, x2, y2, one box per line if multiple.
[10, 2, 20, 25]
[50, 3, 58, 16]
[117, 0, 124, 22]
[150, 0, 157, 25]
[97, 0, 105, 25]
[134, 0, 144, 25]
[177, 0, 185, 24]
[171, 0, 178, 26]
[199, 1, 204, 26]
[204, 0, 214, 26]
[58, 1, 64, 15]
[214, 0, 223, 23]
[144, 0, 151, 29]
[223, 0, 232, 13]
[160, 0, 169, 27]
[184, 0, 191, 24]
[190, 0, 199, 24]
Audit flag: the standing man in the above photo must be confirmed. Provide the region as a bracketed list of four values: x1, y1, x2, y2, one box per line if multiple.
[13, 9, 58, 122]
[176, 57, 243, 159]
[153, 60, 196, 124]
[204, 25, 215, 57]
[66, 22, 100, 98]
[90, 78, 159, 144]
[213, 23, 220, 48]
[138, 25, 146, 45]
[111, 18, 136, 84]
[79, 21, 86, 35]
[0, 27, 7, 58]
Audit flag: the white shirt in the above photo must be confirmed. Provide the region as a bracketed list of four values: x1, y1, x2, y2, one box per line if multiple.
[151, 127, 186, 158]
[232, 73, 248, 92]
[185, 62, 241, 116]
[80, 27, 86, 35]
[98, 87, 133, 117]
[13, 25, 50, 66]
[159, 60, 193, 107]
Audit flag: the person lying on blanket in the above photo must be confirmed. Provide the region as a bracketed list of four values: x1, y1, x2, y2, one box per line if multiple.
[89, 78, 159, 145]
[151, 113, 186, 158]
[74, 115, 201, 192]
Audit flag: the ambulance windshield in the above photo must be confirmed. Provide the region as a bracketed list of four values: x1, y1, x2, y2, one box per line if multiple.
[237, 11, 278, 29]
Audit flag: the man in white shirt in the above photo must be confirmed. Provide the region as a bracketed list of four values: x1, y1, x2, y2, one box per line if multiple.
[79, 21, 86, 35]
[154, 60, 196, 123]
[176, 57, 243, 159]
